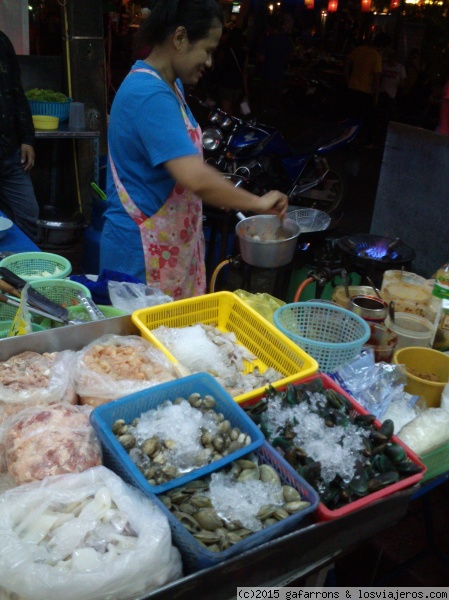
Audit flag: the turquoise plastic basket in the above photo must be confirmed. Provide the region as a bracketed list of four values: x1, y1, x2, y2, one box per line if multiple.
[274, 302, 370, 372]
[0, 252, 72, 282]
[28, 98, 72, 122]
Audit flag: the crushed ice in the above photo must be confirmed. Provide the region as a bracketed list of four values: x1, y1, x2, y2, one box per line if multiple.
[208, 471, 284, 531]
[263, 391, 366, 484]
[129, 400, 219, 472]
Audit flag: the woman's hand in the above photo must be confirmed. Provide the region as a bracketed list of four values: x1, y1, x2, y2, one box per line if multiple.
[256, 190, 289, 218]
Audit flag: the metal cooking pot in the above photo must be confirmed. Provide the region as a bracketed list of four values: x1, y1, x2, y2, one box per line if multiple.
[235, 215, 300, 268]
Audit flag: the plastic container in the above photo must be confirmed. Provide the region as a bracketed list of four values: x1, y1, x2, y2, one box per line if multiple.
[381, 270, 428, 291]
[28, 98, 72, 122]
[382, 282, 431, 306]
[274, 302, 370, 372]
[90, 372, 265, 495]
[131, 291, 318, 404]
[0, 252, 72, 282]
[364, 323, 398, 363]
[384, 312, 435, 350]
[32, 115, 59, 130]
[241, 373, 426, 521]
[149, 442, 319, 573]
[393, 346, 449, 408]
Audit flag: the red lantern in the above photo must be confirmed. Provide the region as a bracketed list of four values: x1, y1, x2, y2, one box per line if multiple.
[327, 0, 338, 12]
[305, 0, 314, 9]
[361, 0, 371, 11]
[390, 0, 400, 8]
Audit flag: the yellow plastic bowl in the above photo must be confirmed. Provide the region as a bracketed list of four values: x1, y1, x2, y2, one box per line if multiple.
[32, 115, 59, 130]
[393, 346, 449, 408]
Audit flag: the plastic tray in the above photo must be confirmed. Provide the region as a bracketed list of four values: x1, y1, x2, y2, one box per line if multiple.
[421, 442, 449, 483]
[150, 441, 320, 573]
[131, 291, 318, 404]
[241, 373, 426, 521]
[90, 372, 264, 494]
[0, 252, 72, 282]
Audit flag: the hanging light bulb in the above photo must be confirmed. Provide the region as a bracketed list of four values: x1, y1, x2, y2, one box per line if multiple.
[327, 0, 338, 12]
[361, 0, 372, 10]
[390, 0, 400, 8]
[305, 0, 315, 8]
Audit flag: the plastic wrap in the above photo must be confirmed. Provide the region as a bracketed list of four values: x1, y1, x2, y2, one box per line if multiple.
[332, 349, 417, 425]
[1, 404, 102, 484]
[234, 290, 285, 324]
[0, 350, 77, 424]
[0, 466, 182, 600]
[74, 334, 180, 407]
[108, 281, 173, 313]
[398, 408, 449, 455]
[440, 382, 449, 414]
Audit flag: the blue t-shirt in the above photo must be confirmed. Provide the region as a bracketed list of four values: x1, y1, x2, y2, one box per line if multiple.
[100, 61, 200, 282]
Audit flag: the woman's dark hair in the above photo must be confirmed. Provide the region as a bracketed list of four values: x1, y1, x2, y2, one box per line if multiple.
[136, 0, 224, 51]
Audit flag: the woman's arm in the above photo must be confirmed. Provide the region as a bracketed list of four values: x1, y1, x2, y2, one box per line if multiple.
[165, 154, 288, 216]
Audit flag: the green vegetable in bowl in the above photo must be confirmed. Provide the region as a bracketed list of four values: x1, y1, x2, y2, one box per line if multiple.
[25, 88, 69, 103]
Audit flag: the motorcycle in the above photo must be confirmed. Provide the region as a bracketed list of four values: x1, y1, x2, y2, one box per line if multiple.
[197, 104, 360, 215]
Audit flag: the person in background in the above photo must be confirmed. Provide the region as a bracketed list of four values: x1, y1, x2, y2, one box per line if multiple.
[344, 33, 389, 149]
[376, 48, 406, 142]
[0, 31, 39, 240]
[214, 27, 249, 116]
[100, 0, 287, 300]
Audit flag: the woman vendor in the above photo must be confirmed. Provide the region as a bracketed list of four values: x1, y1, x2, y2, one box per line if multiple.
[100, 0, 288, 300]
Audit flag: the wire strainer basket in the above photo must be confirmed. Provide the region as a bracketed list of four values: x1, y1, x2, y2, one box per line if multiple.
[286, 208, 331, 233]
[274, 302, 370, 372]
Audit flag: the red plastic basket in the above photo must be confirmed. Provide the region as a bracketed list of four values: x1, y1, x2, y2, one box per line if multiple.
[241, 373, 426, 521]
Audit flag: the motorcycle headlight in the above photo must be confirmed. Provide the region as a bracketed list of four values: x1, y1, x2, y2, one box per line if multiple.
[202, 127, 224, 152]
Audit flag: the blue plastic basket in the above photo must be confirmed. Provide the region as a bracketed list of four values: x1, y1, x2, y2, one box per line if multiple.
[28, 98, 72, 122]
[274, 302, 370, 373]
[150, 441, 319, 573]
[90, 373, 264, 495]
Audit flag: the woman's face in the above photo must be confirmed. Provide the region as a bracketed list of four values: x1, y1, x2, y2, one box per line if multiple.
[175, 24, 222, 85]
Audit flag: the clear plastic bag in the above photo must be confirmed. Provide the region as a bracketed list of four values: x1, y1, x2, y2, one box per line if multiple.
[0, 350, 77, 425]
[1, 403, 102, 484]
[74, 335, 180, 407]
[398, 408, 449, 455]
[0, 466, 182, 600]
[332, 349, 419, 427]
[234, 290, 285, 324]
[108, 281, 173, 313]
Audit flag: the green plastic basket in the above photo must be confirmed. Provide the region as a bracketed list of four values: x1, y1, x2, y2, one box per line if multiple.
[28, 279, 91, 324]
[0, 321, 46, 339]
[0, 252, 72, 282]
[40, 304, 126, 329]
[421, 442, 449, 483]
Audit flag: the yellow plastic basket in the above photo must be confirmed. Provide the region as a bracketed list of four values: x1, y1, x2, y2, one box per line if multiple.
[131, 291, 318, 404]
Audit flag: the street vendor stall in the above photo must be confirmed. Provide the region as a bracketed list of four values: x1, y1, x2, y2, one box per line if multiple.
[0, 251, 448, 596]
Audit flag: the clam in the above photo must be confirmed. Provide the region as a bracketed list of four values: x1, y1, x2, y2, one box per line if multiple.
[193, 508, 223, 531]
[259, 464, 281, 485]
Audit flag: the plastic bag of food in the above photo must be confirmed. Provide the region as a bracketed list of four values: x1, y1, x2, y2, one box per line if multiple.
[0, 350, 77, 425]
[0, 466, 183, 600]
[1, 403, 102, 484]
[6, 283, 33, 337]
[398, 407, 449, 455]
[74, 334, 180, 407]
[234, 289, 285, 324]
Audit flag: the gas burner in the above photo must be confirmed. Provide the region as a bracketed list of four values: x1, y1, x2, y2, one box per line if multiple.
[335, 234, 415, 287]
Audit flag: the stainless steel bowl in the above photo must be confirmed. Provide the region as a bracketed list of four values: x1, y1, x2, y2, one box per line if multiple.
[235, 215, 300, 268]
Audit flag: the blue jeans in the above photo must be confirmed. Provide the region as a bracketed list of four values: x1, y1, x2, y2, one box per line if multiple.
[0, 150, 39, 240]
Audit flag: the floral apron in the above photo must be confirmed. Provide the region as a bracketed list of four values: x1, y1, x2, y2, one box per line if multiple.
[109, 68, 206, 300]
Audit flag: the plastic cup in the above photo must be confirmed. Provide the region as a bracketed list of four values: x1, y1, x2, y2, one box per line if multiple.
[364, 323, 398, 363]
[68, 102, 86, 130]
